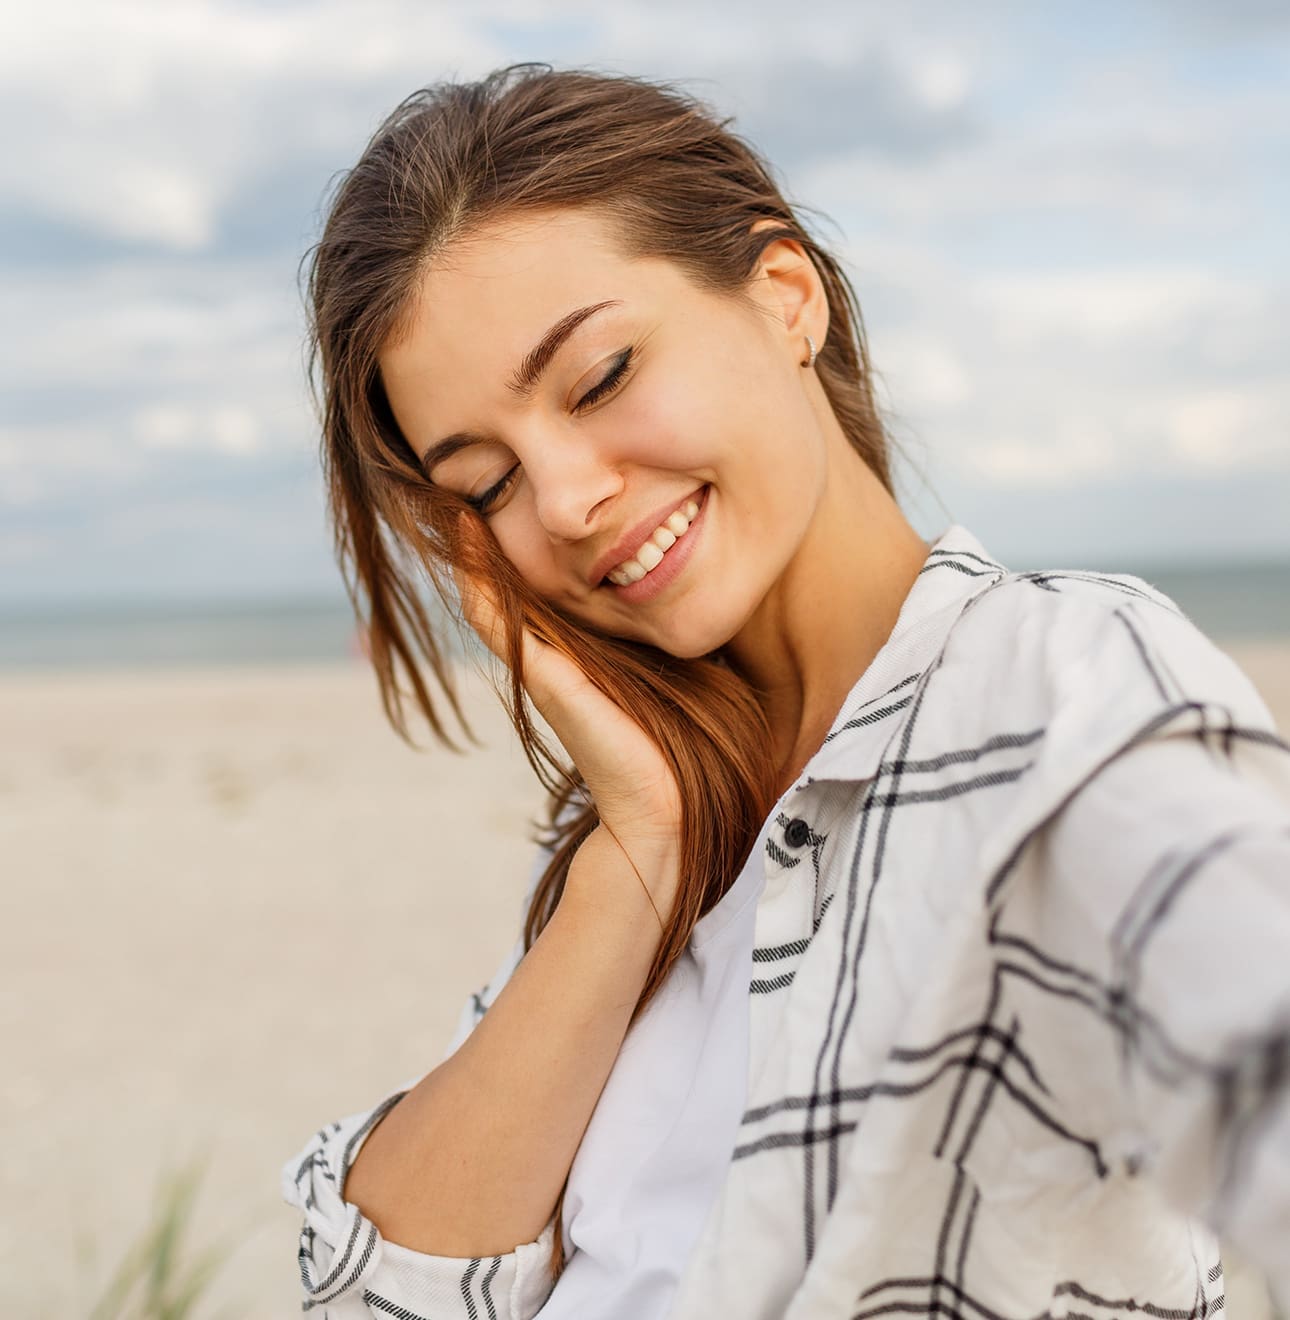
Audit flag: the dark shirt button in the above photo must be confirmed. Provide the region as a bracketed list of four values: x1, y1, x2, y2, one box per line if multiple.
[784, 817, 811, 848]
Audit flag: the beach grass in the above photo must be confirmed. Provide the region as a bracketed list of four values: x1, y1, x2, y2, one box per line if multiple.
[83, 1156, 241, 1320]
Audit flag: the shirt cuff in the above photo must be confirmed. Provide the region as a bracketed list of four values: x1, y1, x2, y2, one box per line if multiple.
[280, 1090, 558, 1319]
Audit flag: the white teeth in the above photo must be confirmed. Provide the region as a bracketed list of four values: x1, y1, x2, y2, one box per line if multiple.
[607, 564, 639, 586]
[605, 492, 704, 586]
[636, 542, 664, 572]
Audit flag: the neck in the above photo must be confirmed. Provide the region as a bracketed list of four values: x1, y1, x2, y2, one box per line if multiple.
[721, 445, 929, 797]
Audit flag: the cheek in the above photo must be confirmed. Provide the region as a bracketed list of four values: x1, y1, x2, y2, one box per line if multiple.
[611, 383, 705, 469]
[613, 365, 756, 473]
[493, 513, 563, 596]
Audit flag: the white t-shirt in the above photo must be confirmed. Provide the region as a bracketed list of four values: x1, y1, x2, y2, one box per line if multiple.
[535, 811, 769, 1315]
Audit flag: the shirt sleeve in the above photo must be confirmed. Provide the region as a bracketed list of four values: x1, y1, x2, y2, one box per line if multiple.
[1027, 717, 1290, 1311]
[279, 837, 562, 1319]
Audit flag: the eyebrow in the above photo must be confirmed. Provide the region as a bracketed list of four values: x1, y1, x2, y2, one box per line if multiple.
[418, 299, 623, 478]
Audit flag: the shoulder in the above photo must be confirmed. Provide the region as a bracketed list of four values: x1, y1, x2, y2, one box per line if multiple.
[940, 562, 1275, 734]
[929, 562, 1285, 902]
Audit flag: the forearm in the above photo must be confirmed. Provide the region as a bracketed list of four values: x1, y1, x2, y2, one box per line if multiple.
[342, 827, 678, 1258]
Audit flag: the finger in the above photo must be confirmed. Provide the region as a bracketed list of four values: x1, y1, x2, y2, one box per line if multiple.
[451, 513, 542, 676]
[449, 515, 561, 696]
[451, 563, 506, 661]
[447, 512, 498, 646]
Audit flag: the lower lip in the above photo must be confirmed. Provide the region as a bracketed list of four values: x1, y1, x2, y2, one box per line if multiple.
[604, 485, 710, 605]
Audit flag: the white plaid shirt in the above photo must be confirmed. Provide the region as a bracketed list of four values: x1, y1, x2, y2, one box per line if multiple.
[283, 524, 1290, 1318]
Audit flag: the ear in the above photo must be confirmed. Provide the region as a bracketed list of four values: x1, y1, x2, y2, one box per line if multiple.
[747, 217, 829, 363]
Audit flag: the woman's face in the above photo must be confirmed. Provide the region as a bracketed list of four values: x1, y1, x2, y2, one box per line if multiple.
[379, 207, 831, 659]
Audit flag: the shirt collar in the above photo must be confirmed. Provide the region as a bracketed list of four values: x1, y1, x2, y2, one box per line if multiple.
[793, 523, 1010, 788]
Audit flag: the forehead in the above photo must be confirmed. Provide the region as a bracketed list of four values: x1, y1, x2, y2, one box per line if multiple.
[439, 207, 633, 288]
[390, 208, 648, 355]
[379, 208, 703, 450]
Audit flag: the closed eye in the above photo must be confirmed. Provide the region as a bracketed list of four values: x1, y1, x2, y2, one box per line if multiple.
[464, 347, 635, 515]
[464, 465, 519, 514]
[574, 346, 635, 412]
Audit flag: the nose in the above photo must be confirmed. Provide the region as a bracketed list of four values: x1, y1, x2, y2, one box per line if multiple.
[525, 431, 622, 542]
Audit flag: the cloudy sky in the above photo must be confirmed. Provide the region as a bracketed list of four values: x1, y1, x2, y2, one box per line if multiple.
[2, 0, 1287, 606]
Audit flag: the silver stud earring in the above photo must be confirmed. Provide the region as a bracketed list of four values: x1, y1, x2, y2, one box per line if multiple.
[801, 334, 818, 369]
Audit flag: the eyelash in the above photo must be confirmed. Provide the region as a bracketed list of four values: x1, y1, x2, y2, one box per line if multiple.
[464, 466, 519, 514]
[573, 345, 635, 412]
[464, 347, 636, 514]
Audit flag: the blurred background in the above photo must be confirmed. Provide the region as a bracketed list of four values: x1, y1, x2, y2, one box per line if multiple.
[1, 2, 1286, 1316]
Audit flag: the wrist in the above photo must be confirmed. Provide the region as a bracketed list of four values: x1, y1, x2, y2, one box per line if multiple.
[563, 824, 681, 929]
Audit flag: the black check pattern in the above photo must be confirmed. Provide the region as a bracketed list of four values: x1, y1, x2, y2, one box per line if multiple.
[282, 526, 1290, 1319]
[670, 533, 1290, 1319]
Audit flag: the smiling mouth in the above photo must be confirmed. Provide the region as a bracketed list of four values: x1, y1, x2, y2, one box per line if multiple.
[603, 494, 704, 587]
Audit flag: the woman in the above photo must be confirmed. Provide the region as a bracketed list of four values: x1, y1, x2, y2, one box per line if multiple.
[281, 64, 1290, 1319]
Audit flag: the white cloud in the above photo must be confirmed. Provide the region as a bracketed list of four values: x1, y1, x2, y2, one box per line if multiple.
[135, 404, 197, 451]
[851, 233, 1290, 494]
[907, 53, 972, 112]
[1163, 388, 1290, 471]
[874, 334, 973, 410]
[3, 258, 310, 481]
[134, 401, 262, 456]
[798, 46, 1288, 247]
[0, 472, 46, 508]
[209, 406, 260, 455]
[0, 0, 1006, 254]
[974, 419, 1119, 487]
[975, 269, 1262, 343]
[0, 0, 505, 250]
[0, 0, 1286, 598]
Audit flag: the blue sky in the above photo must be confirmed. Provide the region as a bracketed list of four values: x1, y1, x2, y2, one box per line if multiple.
[1, 0, 1287, 604]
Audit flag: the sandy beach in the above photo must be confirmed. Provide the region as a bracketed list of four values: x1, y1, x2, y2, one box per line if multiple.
[3, 641, 1287, 1317]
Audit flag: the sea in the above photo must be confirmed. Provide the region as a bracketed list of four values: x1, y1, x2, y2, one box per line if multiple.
[0, 560, 1286, 672]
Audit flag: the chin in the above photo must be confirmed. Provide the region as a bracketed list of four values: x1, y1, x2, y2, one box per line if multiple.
[644, 604, 750, 662]
[654, 635, 722, 662]
[579, 581, 755, 661]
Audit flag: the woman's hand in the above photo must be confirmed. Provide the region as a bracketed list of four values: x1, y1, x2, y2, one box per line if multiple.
[452, 517, 682, 896]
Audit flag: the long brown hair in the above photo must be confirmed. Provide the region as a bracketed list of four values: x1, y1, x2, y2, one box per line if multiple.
[305, 62, 894, 1281]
